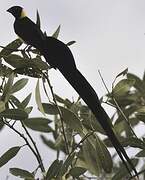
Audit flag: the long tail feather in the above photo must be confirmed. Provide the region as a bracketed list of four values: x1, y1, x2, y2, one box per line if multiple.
[59, 68, 137, 176]
[41, 36, 138, 177]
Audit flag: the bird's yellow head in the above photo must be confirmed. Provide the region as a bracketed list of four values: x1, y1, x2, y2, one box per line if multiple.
[7, 6, 26, 19]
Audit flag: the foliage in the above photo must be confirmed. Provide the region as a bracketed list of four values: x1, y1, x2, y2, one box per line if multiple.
[0, 12, 145, 180]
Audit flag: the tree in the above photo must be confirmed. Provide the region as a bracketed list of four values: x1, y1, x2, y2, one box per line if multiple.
[0, 14, 144, 180]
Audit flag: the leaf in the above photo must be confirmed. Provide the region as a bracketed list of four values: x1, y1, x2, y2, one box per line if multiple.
[42, 103, 59, 115]
[46, 159, 63, 179]
[116, 68, 128, 78]
[10, 168, 34, 179]
[54, 94, 65, 104]
[112, 159, 138, 180]
[0, 39, 22, 58]
[36, 10, 41, 28]
[82, 140, 101, 175]
[69, 167, 86, 177]
[2, 72, 15, 103]
[10, 95, 21, 108]
[112, 79, 135, 97]
[127, 73, 144, 93]
[15, 67, 42, 78]
[136, 113, 145, 122]
[95, 135, 113, 173]
[21, 93, 32, 108]
[35, 79, 45, 115]
[52, 25, 61, 39]
[66, 41, 76, 46]
[0, 146, 21, 168]
[59, 152, 76, 176]
[23, 118, 53, 132]
[0, 109, 28, 120]
[136, 150, 145, 157]
[11, 78, 28, 93]
[40, 135, 56, 150]
[121, 137, 145, 149]
[81, 109, 105, 134]
[0, 64, 13, 77]
[42, 103, 83, 132]
[31, 57, 49, 70]
[24, 107, 33, 114]
[3, 54, 28, 68]
[0, 121, 4, 131]
[0, 101, 5, 113]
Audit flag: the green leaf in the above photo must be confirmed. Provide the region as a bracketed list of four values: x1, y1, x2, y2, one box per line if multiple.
[21, 93, 32, 108]
[112, 159, 138, 180]
[42, 103, 59, 115]
[24, 107, 33, 114]
[81, 108, 105, 134]
[2, 72, 15, 103]
[52, 25, 61, 39]
[0, 39, 22, 58]
[31, 57, 49, 70]
[0, 64, 13, 77]
[116, 68, 128, 78]
[11, 78, 28, 93]
[127, 73, 144, 93]
[0, 146, 21, 168]
[112, 79, 135, 97]
[0, 109, 28, 120]
[136, 150, 145, 157]
[54, 94, 65, 104]
[36, 10, 41, 28]
[10, 95, 21, 108]
[121, 137, 145, 149]
[23, 118, 53, 132]
[69, 167, 86, 177]
[3, 54, 28, 68]
[0, 120, 4, 131]
[0, 101, 5, 113]
[136, 113, 145, 122]
[59, 152, 76, 176]
[35, 79, 45, 115]
[40, 135, 56, 150]
[66, 41, 76, 46]
[42, 103, 83, 132]
[95, 135, 112, 173]
[10, 168, 34, 179]
[46, 159, 63, 179]
[82, 140, 101, 175]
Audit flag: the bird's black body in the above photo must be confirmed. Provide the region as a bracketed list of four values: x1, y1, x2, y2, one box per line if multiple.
[14, 17, 45, 49]
[7, 6, 138, 177]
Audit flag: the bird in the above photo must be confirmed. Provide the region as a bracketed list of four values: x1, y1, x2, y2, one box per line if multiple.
[7, 6, 138, 177]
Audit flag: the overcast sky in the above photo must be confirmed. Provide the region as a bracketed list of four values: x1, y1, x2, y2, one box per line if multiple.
[0, 0, 145, 179]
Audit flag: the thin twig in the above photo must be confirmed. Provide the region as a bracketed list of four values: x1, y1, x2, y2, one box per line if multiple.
[43, 72, 70, 154]
[70, 131, 95, 157]
[21, 122, 45, 172]
[3, 119, 44, 172]
[128, 168, 145, 180]
[98, 70, 137, 138]
[8, 100, 45, 173]
[113, 98, 138, 138]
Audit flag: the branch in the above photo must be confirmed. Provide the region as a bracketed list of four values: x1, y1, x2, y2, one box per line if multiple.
[98, 70, 138, 138]
[21, 122, 45, 172]
[43, 72, 70, 154]
[2, 119, 45, 173]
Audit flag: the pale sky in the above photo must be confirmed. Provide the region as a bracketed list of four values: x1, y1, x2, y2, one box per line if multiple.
[0, 0, 145, 179]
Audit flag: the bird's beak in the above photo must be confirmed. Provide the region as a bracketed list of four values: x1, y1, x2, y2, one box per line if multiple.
[7, 8, 12, 13]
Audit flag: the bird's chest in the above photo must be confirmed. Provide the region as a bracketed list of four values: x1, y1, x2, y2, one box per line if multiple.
[14, 19, 30, 44]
